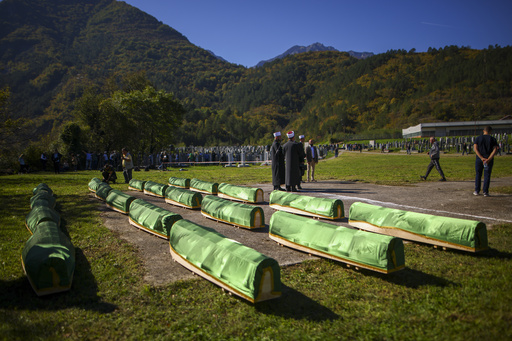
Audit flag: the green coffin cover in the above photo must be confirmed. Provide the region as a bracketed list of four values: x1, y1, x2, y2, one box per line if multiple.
[269, 211, 405, 273]
[165, 186, 202, 209]
[33, 183, 53, 196]
[88, 177, 103, 192]
[348, 202, 488, 251]
[168, 177, 190, 189]
[128, 179, 146, 191]
[129, 199, 182, 239]
[201, 195, 265, 229]
[95, 183, 113, 201]
[190, 178, 219, 194]
[169, 219, 281, 302]
[218, 183, 264, 203]
[30, 191, 56, 209]
[26, 206, 61, 234]
[106, 189, 136, 214]
[144, 181, 169, 197]
[21, 221, 75, 296]
[269, 191, 344, 220]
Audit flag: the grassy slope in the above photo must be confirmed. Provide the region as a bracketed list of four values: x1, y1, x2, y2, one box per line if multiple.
[1, 153, 511, 340]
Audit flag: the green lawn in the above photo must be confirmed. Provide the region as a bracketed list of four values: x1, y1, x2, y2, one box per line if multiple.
[1, 153, 511, 340]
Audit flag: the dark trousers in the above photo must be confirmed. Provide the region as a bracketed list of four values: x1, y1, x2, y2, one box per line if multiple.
[123, 168, 133, 183]
[425, 159, 445, 179]
[475, 158, 493, 194]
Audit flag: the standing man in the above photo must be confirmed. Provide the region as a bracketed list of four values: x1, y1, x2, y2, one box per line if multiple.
[420, 137, 446, 181]
[121, 147, 134, 184]
[283, 131, 301, 192]
[51, 149, 62, 174]
[473, 126, 498, 197]
[297, 135, 306, 189]
[271, 132, 285, 191]
[305, 139, 319, 182]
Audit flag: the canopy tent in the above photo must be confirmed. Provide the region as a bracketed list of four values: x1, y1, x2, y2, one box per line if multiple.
[269, 191, 344, 220]
[22, 221, 75, 296]
[87, 177, 103, 192]
[349, 202, 488, 252]
[164, 186, 202, 209]
[129, 199, 182, 239]
[128, 179, 146, 192]
[33, 183, 53, 196]
[169, 219, 281, 303]
[94, 183, 113, 201]
[30, 191, 56, 209]
[190, 178, 219, 195]
[25, 205, 60, 234]
[168, 177, 191, 189]
[143, 181, 169, 198]
[217, 183, 264, 204]
[269, 211, 405, 274]
[201, 195, 265, 229]
[106, 189, 136, 214]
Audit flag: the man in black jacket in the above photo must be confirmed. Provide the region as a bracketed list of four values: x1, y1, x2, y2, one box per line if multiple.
[271, 132, 285, 191]
[473, 126, 498, 196]
[283, 131, 301, 192]
[420, 137, 446, 181]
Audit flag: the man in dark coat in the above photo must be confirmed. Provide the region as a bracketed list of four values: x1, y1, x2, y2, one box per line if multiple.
[297, 135, 306, 189]
[283, 131, 301, 192]
[271, 132, 285, 191]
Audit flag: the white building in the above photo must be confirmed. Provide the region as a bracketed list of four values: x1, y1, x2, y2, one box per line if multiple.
[402, 119, 512, 138]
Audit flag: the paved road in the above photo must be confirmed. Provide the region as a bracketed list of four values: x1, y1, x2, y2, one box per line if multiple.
[99, 176, 512, 285]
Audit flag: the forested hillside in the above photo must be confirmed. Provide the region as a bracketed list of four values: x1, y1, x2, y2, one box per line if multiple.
[1, 0, 511, 151]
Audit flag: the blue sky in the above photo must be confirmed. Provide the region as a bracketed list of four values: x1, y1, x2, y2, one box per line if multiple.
[123, 0, 512, 67]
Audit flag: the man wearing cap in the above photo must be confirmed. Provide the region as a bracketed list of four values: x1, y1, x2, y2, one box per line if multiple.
[283, 131, 301, 192]
[298, 135, 306, 188]
[271, 132, 285, 191]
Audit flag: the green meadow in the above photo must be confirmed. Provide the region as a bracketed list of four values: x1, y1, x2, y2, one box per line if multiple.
[1, 152, 511, 340]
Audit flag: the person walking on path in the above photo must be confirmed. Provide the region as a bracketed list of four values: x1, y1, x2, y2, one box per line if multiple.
[121, 147, 134, 184]
[305, 139, 319, 182]
[420, 137, 446, 181]
[271, 132, 285, 191]
[283, 131, 301, 192]
[473, 126, 499, 197]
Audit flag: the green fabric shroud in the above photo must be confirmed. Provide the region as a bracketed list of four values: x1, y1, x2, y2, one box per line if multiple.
[22, 221, 75, 295]
[269, 211, 405, 272]
[201, 195, 265, 229]
[165, 186, 202, 209]
[218, 183, 263, 203]
[33, 183, 53, 196]
[348, 202, 488, 251]
[169, 219, 281, 302]
[129, 199, 182, 239]
[106, 190, 136, 214]
[95, 183, 112, 201]
[190, 178, 218, 194]
[88, 178, 103, 192]
[30, 191, 56, 209]
[26, 206, 61, 234]
[269, 191, 344, 219]
[168, 177, 190, 188]
[144, 181, 169, 197]
[128, 179, 146, 191]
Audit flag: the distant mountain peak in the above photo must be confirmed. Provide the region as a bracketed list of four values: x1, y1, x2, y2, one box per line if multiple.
[255, 43, 373, 67]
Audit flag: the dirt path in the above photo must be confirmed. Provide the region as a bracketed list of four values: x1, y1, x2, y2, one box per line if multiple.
[99, 176, 512, 286]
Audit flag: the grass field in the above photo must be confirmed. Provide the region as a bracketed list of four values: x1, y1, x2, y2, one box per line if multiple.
[1, 152, 511, 340]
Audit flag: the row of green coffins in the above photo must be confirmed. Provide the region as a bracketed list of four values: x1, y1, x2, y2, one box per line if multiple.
[22, 183, 75, 296]
[90, 178, 280, 303]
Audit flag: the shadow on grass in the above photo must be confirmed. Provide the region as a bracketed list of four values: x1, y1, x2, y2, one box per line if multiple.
[474, 247, 512, 259]
[378, 267, 455, 289]
[0, 248, 116, 313]
[255, 284, 338, 321]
